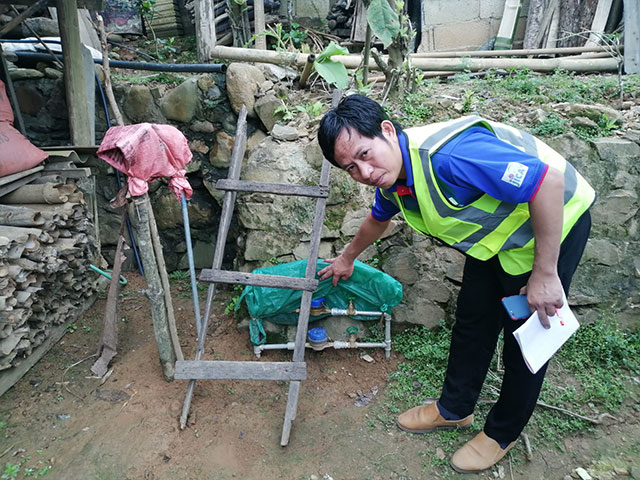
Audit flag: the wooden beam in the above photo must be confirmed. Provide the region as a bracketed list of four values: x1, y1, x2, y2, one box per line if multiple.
[199, 269, 319, 291]
[57, 0, 92, 146]
[0, 0, 103, 8]
[195, 0, 217, 62]
[215, 179, 329, 198]
[624, 0, 640, 73]
[585, 0, 614, 47]
[175, 361, 307, 381]
[253, 0, 266, 49]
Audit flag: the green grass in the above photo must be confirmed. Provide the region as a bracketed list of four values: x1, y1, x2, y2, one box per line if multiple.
[378, 314, 640, 450]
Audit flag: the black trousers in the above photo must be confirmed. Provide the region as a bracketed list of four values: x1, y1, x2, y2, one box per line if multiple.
[438, 211, 591, 444]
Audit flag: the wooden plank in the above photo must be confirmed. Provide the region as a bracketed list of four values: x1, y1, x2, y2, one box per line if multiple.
[199, 269, 319, 291]
[280, 380, 300, 445]
[585, 0, 614, 47]
[180, 106, 247, 429]
[215, 179, 329, 198]
[57, 0, 92, 146]
[195, 0, 217, 62]
[253, 0, 266, 49]
[494, 0, 523, 50]
[624, 0, 640, 73]
[0, 0, 103, 9]
[175, 361, 307, 381]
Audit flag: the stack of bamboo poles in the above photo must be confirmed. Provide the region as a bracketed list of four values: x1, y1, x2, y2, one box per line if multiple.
[0, 180, 99, 371]
[208, 44, 622, 76]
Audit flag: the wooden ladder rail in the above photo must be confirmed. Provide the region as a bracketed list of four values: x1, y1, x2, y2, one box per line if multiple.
[177, 92, 338, 445]
[178, 105, 248, 430]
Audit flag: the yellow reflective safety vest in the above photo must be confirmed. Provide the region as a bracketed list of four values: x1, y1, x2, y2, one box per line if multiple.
[380, 116, 595, 275]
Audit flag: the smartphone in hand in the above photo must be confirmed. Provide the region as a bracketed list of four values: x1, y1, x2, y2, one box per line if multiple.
[502, 294, 532, 320]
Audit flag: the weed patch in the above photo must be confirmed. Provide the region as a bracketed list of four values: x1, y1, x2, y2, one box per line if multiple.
[377, 314, 640, 448]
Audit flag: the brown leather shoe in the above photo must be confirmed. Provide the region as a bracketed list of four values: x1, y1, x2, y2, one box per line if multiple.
[450, 432, 516, 473]
[396, 401, 473, 434]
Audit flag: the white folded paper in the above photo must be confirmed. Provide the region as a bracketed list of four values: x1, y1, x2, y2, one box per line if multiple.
[512, 294, 579, 374]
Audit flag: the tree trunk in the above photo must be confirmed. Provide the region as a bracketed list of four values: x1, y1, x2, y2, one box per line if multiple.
[557, 0, 599, 47]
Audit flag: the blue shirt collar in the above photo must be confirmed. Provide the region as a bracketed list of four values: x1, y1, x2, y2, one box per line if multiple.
[386, 132, 414, 193]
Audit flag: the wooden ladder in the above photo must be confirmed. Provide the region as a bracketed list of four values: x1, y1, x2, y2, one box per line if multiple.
[176, 96, 336, 446]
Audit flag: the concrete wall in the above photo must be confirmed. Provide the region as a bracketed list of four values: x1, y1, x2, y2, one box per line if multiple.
[293, 0, 531, 52]
[420, 0, 530, 51]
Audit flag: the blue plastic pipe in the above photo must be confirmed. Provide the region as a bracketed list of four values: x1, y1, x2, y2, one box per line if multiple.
[182, 192, 202, 336]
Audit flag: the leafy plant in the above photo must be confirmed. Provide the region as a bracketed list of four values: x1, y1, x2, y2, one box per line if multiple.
[351, 69, 377, 96]
[313, 42, 350, 89]
[531, 113, 569, 137]
[274, 104, 296, 122]
[367, 0, 401, 48]
[249, 23, 307, 51]
[2, 463, 19, 480]
[461, 89, 475, 113]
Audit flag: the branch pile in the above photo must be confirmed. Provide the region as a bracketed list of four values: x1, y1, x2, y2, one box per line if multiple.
[0, 178, 100, 371]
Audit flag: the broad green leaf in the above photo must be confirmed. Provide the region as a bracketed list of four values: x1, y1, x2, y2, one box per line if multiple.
[367, 0, 400, 48]
[314, 60, 350, 88]
[316, 41, 350, 63]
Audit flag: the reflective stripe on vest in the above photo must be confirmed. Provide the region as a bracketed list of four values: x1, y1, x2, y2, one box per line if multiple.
[381, 116, 594, 274]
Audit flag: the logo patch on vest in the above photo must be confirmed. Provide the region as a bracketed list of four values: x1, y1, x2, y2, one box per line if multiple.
[501, 162, 528, 188]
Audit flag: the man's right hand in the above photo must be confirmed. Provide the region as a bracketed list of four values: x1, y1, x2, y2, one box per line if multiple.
[318, 255, 355, 287]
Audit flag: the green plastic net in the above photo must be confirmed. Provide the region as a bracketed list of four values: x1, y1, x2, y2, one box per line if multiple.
[237, 259, 403, 325]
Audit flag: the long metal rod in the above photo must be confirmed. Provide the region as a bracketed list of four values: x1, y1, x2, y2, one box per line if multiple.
[182, 193, 202, 337]
[179, 105, 248, 429]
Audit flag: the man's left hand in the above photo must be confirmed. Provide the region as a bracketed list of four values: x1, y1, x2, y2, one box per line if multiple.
[520, 271, 564, 329]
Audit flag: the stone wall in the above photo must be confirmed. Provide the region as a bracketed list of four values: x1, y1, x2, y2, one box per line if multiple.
[14, 65, 640, 334]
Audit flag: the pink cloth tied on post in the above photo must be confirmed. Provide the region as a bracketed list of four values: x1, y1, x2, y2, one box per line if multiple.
[97, 123, 193, 200]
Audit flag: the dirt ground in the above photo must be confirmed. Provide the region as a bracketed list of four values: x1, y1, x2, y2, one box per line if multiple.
[1, 274, 639, 480]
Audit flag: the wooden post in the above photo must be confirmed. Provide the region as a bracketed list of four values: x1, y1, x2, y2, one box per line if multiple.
[56, 0, 92, 146]
[130, 195, 176, 380]
[624, 0, 640, 73]
[253, 0, 266, 49]
[195, 0, 217, 62]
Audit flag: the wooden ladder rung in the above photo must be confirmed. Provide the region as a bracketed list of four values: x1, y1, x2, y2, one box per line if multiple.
[199, 269, 319, 291]
[216, 179, 329, 198]
[175, 360, 307, 381]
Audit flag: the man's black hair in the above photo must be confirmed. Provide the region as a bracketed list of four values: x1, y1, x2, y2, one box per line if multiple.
[317, 94, 403, 168]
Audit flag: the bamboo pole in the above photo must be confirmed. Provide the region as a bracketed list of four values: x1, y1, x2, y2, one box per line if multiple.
[410, 45, 621, 57]
[298, 54, 315, 88]
[131, 196, 175, 380]
[208, 45, 620, 73]
[147, 199, 183, 362]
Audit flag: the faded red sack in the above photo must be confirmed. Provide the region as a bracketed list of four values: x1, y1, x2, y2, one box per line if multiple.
[0, 122, 48, 177]
[0, 80, 14, 125]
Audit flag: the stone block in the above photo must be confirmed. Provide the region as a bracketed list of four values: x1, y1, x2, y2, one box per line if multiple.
[292, 241, 333, 260]
[254, 94, 283, 132]
[382, 250, 420, 285]
[591, 189, 638, 225]
[209, 131, 235, 168]
[479, 0, 509, 19]
[226, 63, 265, 118]
[160, 77, 199, 122]
[424, 0, 480, 24]
[296, 0, 331, 18]
[433, 21, 493, 50]
[244, 230, 301, 261]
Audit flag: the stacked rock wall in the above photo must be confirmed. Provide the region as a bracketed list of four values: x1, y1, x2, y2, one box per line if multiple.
[10, 65, 640, 333]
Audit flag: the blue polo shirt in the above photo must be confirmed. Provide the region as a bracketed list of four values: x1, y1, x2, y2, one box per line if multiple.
[371, 126, 548, 221]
